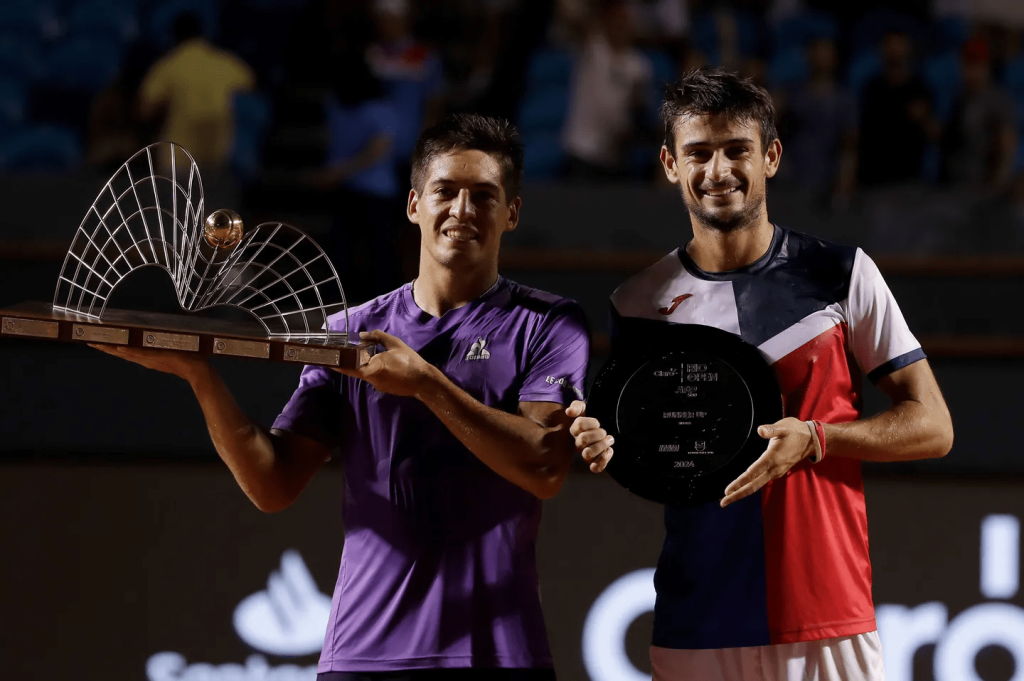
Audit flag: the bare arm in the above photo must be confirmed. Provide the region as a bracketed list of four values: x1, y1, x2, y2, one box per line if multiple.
[720, 359, 953, 506]
[335, 330, 576, 499]
[90, 345, 330, 512]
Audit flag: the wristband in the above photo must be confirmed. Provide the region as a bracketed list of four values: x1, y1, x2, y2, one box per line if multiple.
[805, 420, 825, 463]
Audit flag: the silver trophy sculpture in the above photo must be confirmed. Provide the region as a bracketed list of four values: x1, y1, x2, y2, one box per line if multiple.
[0, 142, 374, 368]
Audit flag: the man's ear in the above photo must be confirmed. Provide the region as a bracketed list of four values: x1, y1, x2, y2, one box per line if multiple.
[660, 145, 681, 185]
[406, 188, 419, 224]
[764, 138, 783, 179]
[505, 196, 522, 233]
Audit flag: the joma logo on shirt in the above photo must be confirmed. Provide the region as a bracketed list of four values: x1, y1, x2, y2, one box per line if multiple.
[658, 294, 693, 315]
[465, 337, 491, 360]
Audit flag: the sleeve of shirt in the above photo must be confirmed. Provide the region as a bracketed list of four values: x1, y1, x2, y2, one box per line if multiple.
[271, 364, 344, 448]
[843, 248, 926, 383]
[518, 300, 591, 405]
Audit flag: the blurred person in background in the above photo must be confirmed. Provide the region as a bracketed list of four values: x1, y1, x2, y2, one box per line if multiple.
[774, 36, 858, 204]
[366, 0, 445, 168]
[940, 37, 1017, 191]
[317, 48, 400, 304]
[88, 44, 155, 173]
[561, 0, 654, 180]
[857, 31, 939, 187]
[138, 11, 255, 169]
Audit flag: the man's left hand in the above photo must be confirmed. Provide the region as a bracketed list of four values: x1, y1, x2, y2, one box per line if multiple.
[333, 330, 435, 398]
[720, 417, 816, 508]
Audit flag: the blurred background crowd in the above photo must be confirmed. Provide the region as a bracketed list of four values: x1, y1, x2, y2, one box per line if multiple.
[3, 0, 1024, 298]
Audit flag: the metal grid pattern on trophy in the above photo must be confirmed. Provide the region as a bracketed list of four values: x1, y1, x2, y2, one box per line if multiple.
[51, 142, 351, 344]
[53, 142, 204, 317]
[201, 221, 350, 343]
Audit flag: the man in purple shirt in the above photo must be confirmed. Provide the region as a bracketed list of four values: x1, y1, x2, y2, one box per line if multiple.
[93, 114, 589, 679]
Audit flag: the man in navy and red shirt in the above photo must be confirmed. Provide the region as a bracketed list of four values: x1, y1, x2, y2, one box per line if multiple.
[96, 114, 588, 679]
[569, 68, 954, 681]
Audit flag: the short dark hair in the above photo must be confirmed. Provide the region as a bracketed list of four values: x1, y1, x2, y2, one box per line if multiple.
[410, 114, 524, 200]
[660, 68, 778, 155]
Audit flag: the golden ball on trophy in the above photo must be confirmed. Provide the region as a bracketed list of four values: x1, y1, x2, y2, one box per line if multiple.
[203, 209, 244, 249]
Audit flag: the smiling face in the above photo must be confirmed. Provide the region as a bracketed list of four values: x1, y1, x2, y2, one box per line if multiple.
[407, 148, 520, 272]
[660, 113, 781, 233]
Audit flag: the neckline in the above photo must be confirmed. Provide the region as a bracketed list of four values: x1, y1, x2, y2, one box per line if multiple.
[676, 225, 784, 281]
[401, 276, 507, 326]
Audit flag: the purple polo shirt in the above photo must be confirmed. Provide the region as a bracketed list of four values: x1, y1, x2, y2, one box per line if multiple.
[272, 278, 590, 672]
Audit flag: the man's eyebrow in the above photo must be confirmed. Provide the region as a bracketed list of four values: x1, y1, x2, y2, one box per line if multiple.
[430, 178, 502, 191]
[681, 137, 756, 149]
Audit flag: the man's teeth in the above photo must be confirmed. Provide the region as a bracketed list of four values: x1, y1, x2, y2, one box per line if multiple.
[443, 230, 475, 240]
[705, 187, 739, 196]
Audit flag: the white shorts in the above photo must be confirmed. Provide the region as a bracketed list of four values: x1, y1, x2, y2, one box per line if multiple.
[650, 631, 885, 681]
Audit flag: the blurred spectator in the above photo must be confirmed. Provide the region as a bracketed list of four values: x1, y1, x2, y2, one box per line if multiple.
[857, 31, 939, 186]
[138, 12, 255, 169]
[318, 49, 400, 302]
[87, 44, 155, 173]
[940, 38, 1017, 190]
[561, 0, 654, 179]
[626, 0, 690, 49]
[366, 0, 445, 164]
[776, 37, 858, 200]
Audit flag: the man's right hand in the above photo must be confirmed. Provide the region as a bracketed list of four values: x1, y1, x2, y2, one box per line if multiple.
[566, 400, 615, 473]
[88, 344, 209, 383]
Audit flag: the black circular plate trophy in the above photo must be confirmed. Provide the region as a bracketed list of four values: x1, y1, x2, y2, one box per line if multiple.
[588, 324, 783, 505]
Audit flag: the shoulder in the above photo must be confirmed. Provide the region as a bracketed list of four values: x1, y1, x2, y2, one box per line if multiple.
[504, 279, 584, 320]
[610, 249, 686, 316]
[781, 228, 857, 278]
[325, 286, 407, 332]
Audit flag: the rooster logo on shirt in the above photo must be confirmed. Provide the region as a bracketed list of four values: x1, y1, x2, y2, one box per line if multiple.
[465, 337, 491, 361]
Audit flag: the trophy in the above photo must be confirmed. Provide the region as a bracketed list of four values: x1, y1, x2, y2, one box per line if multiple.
[587, 323, 782, 504]
[0, 142, 374, 368]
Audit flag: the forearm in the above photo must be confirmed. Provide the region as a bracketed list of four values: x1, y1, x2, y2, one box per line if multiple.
[415, 366, 572, 499]
[823, 399, 953, 462]
[185, 364, 302, 511]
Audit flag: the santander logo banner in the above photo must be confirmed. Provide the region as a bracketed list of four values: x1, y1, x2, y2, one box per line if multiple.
[147, 550, 330, 681]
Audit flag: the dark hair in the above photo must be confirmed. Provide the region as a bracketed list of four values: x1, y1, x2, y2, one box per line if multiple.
[173, 12, 204, 44]
[660, 67, 778, 155]
[410, 114, 524, 200]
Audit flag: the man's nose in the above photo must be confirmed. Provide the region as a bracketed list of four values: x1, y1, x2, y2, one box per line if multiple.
[707, 151, 731, 184]
[450, 189, 475, 220]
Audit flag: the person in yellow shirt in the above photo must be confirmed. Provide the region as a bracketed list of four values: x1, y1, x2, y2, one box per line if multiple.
[139, 12, 255, 169]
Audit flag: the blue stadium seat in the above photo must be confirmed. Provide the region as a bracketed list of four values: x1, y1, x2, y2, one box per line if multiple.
[1004, 57, 1024, 96]
[147, 0, 219, 48]
[922, 52, 962, 123]
[65, 1, 141, 43]
[0, 0, 60, 40]
[521, 132, 565, 179]
[526, 48, 572, 91]
[0, 125, 82, 172]
[0, 35, 45, 83]
[645, 49, 676, 87]
[772, 11, 836, 52]
[518, 87, 570, 135]
[767, 47, 808, 89]
[847, 49, 882, 100]
[231, 91, 272, 182]
[0, 79, 27, 129]
[42, 37, 122, 92]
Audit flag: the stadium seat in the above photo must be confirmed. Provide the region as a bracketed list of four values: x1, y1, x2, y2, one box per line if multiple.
[65, 1, 141, 44]
[923, 52, 962, 123]
[525, 48, 572, 91]
[0, 35, 45, 83]
[0, 0, 60, 41]
[0, 125, 82, 172]
[0, 79, 27, 129]
[231, 91, 272, 181]
[42, 37, 122, 92]
[521, 132, 565, 179]
[518, 87, 570, 135]
[847, 49, 882, 100]
[767, 47, 808, 89]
